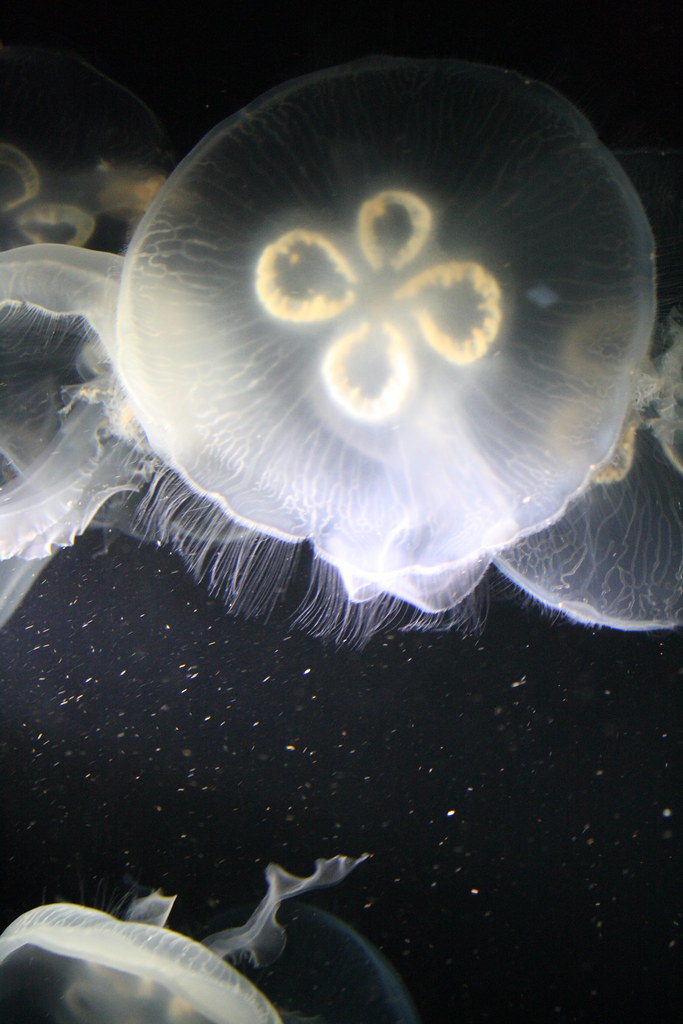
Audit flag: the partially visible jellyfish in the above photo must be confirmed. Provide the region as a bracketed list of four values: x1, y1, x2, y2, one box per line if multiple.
[493, 150, 683, 627]
[204, 899, 422, 1024]
[0, 854, 420, 1024]
[0, 50, 680, 640]
[0, 48, 170, 253]
[0, 47, 172, 630]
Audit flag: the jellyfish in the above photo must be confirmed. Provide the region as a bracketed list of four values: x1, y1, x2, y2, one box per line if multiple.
[0, 48, 170, 252]
[0, 854, 419, 1023]
[0, 49, 680, 639]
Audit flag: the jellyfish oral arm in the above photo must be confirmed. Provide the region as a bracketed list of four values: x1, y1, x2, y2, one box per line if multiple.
[203, 853, 369, 966]
[648, 310, 683, 472]
[124, 889, 177, 927]
[0, 244, 148, 628]
[0, 400, 140, 560]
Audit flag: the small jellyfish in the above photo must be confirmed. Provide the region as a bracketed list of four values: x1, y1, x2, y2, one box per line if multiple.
[0, 51, 680, 639]
[0, 854, 417, 1024]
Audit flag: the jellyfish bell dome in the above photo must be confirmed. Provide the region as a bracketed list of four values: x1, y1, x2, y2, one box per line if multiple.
[0, 52, 680, 637]
[111, 58, 657, 617]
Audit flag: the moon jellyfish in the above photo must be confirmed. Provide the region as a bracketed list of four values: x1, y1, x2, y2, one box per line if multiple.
[0, 47, 172, 630]
[0, 48, 169, 253]
[0, 854, 417, 1024]
[0, 50, 680, 639]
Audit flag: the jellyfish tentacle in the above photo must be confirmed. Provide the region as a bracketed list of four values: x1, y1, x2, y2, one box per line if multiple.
[0, 554, 52, 630]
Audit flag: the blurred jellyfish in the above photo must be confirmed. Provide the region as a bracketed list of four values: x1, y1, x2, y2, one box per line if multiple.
[0, 48, 170, 253]
[0, 50, 680, 639]
[0, 854, 420, 1024]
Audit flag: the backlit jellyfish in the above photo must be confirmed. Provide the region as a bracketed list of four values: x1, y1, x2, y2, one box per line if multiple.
[0, 47, 171, 630]
[0, 49, 680, 640]
[0, 854, 421, 1023]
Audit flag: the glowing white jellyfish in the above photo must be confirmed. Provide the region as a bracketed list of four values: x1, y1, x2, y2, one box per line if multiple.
[0, 49, 680, 638]
[0, 855, 405, 1024]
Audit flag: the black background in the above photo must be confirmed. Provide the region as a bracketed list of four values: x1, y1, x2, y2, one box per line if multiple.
[0, 2, 681, 1022]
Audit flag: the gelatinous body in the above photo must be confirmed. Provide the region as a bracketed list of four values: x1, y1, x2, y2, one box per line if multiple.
[0, 50, 680, 638]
